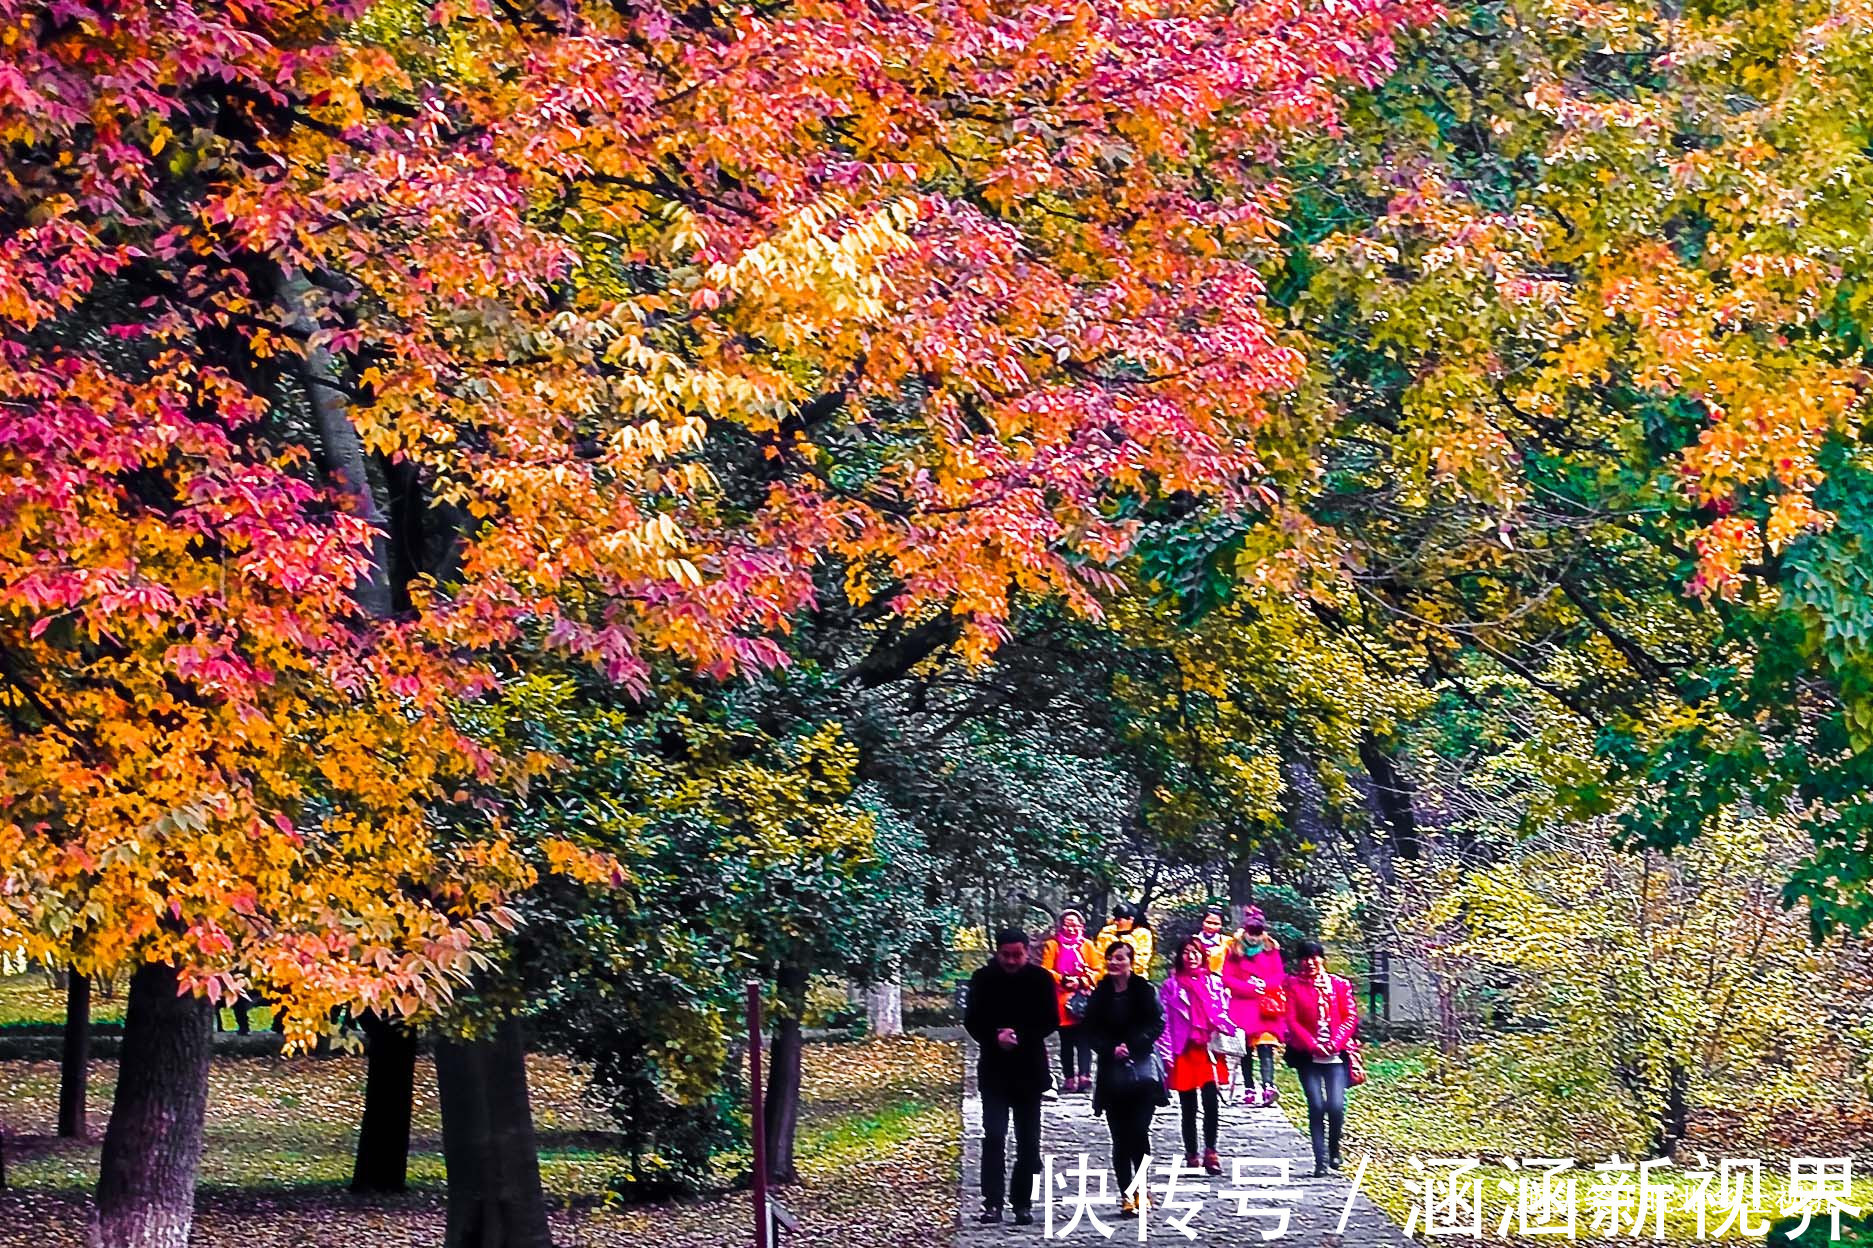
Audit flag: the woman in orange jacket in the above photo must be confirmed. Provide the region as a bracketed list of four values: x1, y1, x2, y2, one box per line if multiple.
[1041, 909, 1103, 1092]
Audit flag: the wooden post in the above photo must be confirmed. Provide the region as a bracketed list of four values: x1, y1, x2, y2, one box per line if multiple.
[747, 980, 768, 1248]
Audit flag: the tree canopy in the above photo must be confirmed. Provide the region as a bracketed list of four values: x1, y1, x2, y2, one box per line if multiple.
[7, 0, 1873, 1239]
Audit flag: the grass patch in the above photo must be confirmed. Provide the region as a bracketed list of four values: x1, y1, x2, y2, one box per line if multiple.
[800, 1097, 947, 1172]
[0, 1035, 964, 1248]
[0, 974, 128, 1029]
[1277, 1039, 1873, 1244]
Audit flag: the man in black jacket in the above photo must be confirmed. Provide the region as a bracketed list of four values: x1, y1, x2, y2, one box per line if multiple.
[963, 928, 1059, 1225]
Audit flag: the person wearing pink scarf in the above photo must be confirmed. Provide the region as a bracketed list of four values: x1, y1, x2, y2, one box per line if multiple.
[1156, 934, 1239, 1174]
[1041, 910, 1102, 1092]
[1221, 904, 1288, 1107]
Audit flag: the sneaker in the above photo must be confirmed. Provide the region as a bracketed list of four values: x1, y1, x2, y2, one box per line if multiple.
[1312, 1162, 1331, 1178]
[1013, 1209, 1035, 1226]
[1120, 1197, 1138, 1220]
[978, 1207, 1003, 1224]
[1184, 1154, 1200, 1171]
[1261, 1086, 1278, 1107]
[1203, 1149, 1223, 1175]
[1241, 1084, 1259, 1107]
[1330, 1154, 1345, 1170]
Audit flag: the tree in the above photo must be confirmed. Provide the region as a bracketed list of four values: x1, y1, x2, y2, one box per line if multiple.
[436, 1019, 554, 1248]
[350, 1011, 419, 1194]
[89, 964, 214, 1248]
[508, 669, 914, 1192]
[3, 0, 1441, 1237]
[1436, 813, 1870, 1158]
[58, 971, 89, 1140]
[1251, 0, 1873, 934]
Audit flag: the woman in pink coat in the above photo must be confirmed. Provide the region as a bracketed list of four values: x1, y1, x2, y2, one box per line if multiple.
[1284, 940, 1359, 1177]
[1156, 935, 1239, 1175]
[1220, 904, 1288, 1106]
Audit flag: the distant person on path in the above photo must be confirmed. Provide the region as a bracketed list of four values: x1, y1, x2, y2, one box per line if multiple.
[1083, 939, 1166, 1219]
[1221, 904, 1288, 1107]
[1041, 909, 1103, 1093]
[1197, 904, 1229, 973]
[1158, 934, 1238, 1176]
[1095, 902, 1154, 977]
[1284, 940, 1359, 1177]
[964, 927, 1060, 1226]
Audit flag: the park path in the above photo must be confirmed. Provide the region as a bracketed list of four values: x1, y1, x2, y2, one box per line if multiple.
[956, 1035, 1414, 1248]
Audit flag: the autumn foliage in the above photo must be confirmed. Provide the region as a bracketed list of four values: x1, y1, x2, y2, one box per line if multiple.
[0, 0, 1441, 1029]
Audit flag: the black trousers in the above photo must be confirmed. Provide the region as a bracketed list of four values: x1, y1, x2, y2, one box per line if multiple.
[1239, 1042, 1276, 1087]
[1297, 1059, 1348, 1165]
[981, 1087, 1043, 1212]
[1178, 1081, 1220, 1156]
[1058, 1027, 1092, 1081]
[1106, 1096, 1156, 1195]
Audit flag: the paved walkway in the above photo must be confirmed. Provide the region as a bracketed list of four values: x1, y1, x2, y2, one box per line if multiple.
[956, 1037, 1414, 1247]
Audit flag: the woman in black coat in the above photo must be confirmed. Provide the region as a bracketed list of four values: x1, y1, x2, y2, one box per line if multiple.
[1082, 938, 1166, 1217]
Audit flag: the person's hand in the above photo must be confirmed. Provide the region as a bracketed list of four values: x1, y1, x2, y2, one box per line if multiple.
[1113, 1042, 1130, 1060]
[996, 1027, 1018, 1050]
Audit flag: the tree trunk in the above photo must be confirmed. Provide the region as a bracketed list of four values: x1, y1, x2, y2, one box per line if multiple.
[1358, 733, 1421, 861]
[89, 962, 213, 1248]
[278, 269, 394, 617]
[1654, 1059, 1691, 1159]
[1425, 936, 1464, 1062]
[1227, 855, 1257, 911]
[436, 1020, 553, 1248]
[763, 964, 809, 1185]
[58, 971, 90, 1139]
[865, 980, 903, 1037]
[351, 1011, 418, 1193]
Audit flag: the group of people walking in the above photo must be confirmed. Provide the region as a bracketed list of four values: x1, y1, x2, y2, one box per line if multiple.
[963, 902, 1361, 1226]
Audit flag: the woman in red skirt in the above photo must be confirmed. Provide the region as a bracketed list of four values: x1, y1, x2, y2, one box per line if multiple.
[1155, 934, 1240, 1175]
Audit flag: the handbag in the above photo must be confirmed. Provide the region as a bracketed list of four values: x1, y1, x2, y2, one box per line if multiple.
[1108, 1049, 1166, 1098]
[1211, 1029, 1248, 1058]
[1346, 1041, 1368, 1087]
[1065, 989, 1092, 1022]
[1258, 985, 1287, 1019]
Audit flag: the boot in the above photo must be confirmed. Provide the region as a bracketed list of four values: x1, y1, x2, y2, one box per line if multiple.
[1204, 1149, 1223, 1175]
